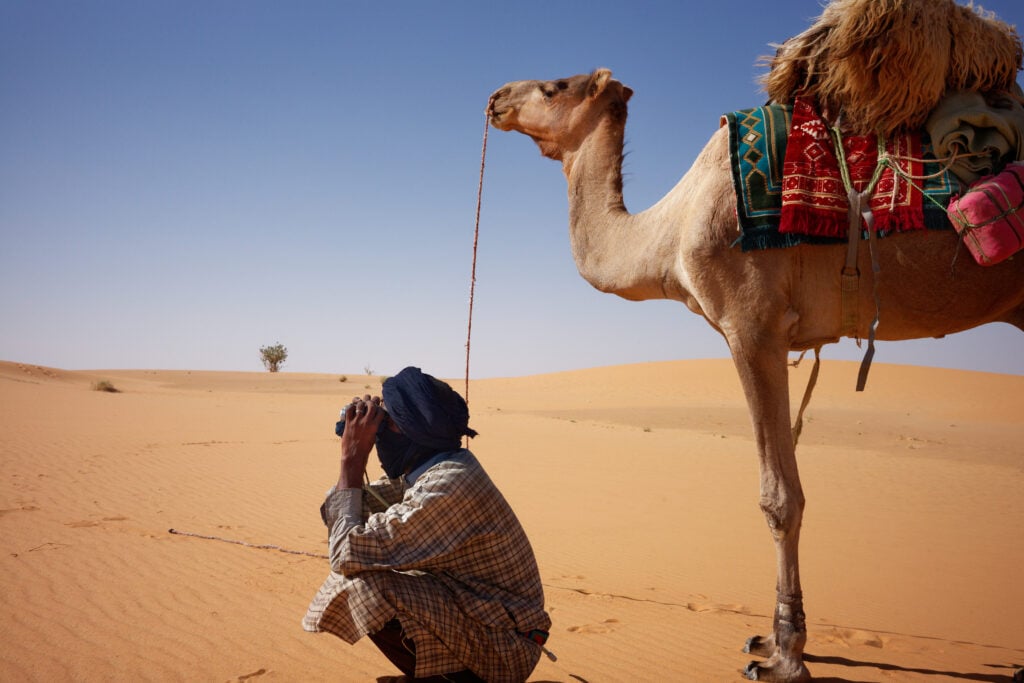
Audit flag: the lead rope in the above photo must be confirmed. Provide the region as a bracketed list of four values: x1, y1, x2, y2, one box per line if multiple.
[168, 528, 329, 559]
[464, 103, 491, 426]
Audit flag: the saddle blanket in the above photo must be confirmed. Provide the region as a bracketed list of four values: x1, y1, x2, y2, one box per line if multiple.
[722, 99, 960, 251]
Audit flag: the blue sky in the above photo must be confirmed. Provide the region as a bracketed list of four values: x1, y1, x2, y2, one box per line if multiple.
[2, 0, 1022, 379]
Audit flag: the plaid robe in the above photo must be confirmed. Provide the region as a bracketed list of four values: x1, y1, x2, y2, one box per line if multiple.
[303, 450, 550, 681]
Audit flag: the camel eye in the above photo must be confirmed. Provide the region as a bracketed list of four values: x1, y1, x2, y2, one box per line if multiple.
[540, 81, 569, 99]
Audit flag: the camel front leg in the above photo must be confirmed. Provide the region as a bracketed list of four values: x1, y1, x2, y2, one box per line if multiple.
[729, 338, 810, 682]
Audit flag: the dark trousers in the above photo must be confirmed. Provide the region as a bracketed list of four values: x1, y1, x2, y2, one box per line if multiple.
[368, 619, 484, 683]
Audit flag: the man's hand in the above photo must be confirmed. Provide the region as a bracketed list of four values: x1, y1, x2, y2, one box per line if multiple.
[337, 394, 385, 490]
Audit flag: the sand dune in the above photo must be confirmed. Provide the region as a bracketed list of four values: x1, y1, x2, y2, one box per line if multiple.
[1, 359, 1021, 681]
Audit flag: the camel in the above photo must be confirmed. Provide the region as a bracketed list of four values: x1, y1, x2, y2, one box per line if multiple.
[487, 68, 1024, 681]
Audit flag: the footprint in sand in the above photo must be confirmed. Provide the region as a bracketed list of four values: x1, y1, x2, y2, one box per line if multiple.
[567, 618, 619, 634]
[65, 516, 129, 528]
[686, 602, 752, 615]
[818, 627, 887, 649]
[0, 505, 40, 518]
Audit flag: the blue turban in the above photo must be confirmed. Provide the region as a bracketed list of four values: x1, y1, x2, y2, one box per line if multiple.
[382, 367, 477, 451]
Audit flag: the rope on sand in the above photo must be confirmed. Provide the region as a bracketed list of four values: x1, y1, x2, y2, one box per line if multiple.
[168, 528, 328, 559]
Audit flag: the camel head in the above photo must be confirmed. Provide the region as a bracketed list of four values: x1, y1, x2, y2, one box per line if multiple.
[488, 68, 633, 160]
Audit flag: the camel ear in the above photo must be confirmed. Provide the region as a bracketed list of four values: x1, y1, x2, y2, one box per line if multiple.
[623, 86, 634, 103]
[588, 68, 613, 98]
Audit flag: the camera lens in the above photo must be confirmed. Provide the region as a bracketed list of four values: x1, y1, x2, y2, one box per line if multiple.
[334, 403, 357, 436]
[334, 404, 388, 437]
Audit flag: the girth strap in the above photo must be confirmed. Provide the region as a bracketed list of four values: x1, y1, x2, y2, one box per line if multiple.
[791, 347, 822, 447]
[833, 125, 886, 392]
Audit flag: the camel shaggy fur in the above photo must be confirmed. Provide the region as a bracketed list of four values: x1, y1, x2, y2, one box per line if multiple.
[488, 67, 1024, 681]
[762, 0, 1022, 135]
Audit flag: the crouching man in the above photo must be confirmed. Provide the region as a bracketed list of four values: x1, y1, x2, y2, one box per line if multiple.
[303, 367, 551, 682]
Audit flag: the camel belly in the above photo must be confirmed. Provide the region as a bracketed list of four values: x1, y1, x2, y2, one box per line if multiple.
[785, 233, 1024, 346]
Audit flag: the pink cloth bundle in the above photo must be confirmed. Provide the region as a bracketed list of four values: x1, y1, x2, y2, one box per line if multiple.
[947, 162, 1024, 265]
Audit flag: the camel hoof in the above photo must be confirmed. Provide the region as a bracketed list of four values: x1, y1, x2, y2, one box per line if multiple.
[743, 658, 811, 682]
[744, 634, 772, 656]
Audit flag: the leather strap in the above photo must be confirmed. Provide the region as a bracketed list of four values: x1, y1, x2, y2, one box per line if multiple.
[840, 187, 882, 391]
[791, 347, 822, 447]
[840, 187, 862, 337]
[856, 206, 882, 392]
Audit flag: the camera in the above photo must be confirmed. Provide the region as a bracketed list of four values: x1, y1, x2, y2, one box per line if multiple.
[334, 404, 388, 437]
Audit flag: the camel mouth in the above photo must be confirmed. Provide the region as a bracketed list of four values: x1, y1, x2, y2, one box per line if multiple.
[488, 107, 514, 131]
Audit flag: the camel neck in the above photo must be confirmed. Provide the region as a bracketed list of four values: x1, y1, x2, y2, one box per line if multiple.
[561, 114, 672, 302]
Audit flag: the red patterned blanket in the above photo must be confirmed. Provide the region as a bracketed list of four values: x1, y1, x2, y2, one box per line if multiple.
[781, 98, 938, 237]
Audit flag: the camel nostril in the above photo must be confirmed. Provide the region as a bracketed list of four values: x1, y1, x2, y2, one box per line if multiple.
[487, 90, 508, 118]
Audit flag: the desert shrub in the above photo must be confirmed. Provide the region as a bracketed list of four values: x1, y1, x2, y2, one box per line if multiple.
[259, 342, 288, 372]
[339, 375, 348, 383]
[92, 380, 119, 393]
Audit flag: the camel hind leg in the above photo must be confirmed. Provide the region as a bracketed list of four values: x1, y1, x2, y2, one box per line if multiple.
[727, 332, 810, 682]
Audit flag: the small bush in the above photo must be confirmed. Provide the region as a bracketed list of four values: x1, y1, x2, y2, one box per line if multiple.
[338, 375, 348, 383]
[259, 342, 288, 373]
[92, 380, 119, 393]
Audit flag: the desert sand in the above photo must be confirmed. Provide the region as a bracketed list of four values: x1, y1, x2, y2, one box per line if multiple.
[1, 358, 1021, 682]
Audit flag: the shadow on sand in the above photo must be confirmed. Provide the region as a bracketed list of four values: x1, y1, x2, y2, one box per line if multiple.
[804, 653, 1024, 682]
